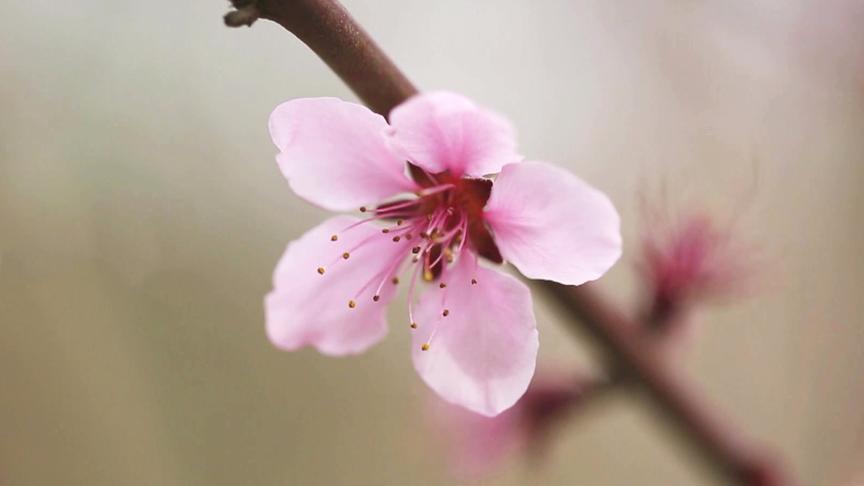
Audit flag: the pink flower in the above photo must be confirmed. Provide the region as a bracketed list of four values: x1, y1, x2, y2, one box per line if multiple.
[428, 370, 592, 478]
[265, 91, 621, 416]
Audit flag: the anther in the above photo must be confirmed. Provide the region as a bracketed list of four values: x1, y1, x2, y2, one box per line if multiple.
[397, 219, 404, 226]
[439, 282, 447, 289]
[391, 277, 400, 285]
[412, 246, 421, 254]
[359, 206, 367, 213]
[392, 236, 401, 242]
[342, 252, 350, 260]
[317, 267, 325, 275]
[421, 343, 430, 351]
[410, 322, 417, 329]
[442, 309, 450, 317]
[330, 234, 338, 242]
[405, 233, 413, 240]
[471, 278, 478, 285]
[423, 270, 434, 281]
[382, 228, 390, 234]
[348, 300, 357, 309]
[372, 295, 380, 302]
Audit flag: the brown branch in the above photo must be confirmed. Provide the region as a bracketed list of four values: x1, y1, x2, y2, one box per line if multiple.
[224, 1, 794, 484]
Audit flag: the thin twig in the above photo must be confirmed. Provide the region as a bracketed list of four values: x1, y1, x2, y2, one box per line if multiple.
[224, 1, 794, 484]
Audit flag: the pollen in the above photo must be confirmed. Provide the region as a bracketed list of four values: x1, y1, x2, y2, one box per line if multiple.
[317, 267, 325, 275]
[342, 252, 350, 260]
[421, 343, 430, 351]
[348, 300, 357, 309]
[442, 309, 450, 317]
[330, 234, 338, 242]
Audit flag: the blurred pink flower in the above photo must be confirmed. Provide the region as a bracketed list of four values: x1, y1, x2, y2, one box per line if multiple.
[265, 91, 621, 416]
[638, 212, 750, 333]
[429, 370, 594, 478]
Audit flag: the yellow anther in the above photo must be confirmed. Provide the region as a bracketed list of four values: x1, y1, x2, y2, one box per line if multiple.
[348, 300, 357, 309]
[423, 270, 434, 281]
[442, 309, 450, 317]
[330, 234, 338, 242]
[317, 267, 325, 275]
[421, 343, 430, 351]
[342, 252, 350, 260]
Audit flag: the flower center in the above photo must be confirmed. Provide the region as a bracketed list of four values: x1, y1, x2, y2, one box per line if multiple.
[313, 163, 503, 350]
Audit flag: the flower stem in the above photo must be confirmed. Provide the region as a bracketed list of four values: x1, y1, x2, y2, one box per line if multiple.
[224, 2, 794, 484]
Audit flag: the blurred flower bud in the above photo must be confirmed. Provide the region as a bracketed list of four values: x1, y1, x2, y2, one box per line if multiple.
[428, 369, 604, 479]
[637, 212, 751, 337]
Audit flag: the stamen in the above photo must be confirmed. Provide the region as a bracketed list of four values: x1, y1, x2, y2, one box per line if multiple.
[317, 267, 325, 275]
[442, 309, 450, 317]
[421, 343, 430, 351]
[342, 252, 350, 260]
[439, 282, 446, 289]
[397, 219, 404, 226]
[348, 300, 357, 309]
[392, 236, 401, 242]
[372, 295, 380, 302]
[382, 228, 390, 234]
[392, 277, 400, 285]
[330, 234, 338, 242]
[359, 206, 367, 213]
[471, 278, 478, 285]
[410, 322, 417, 329]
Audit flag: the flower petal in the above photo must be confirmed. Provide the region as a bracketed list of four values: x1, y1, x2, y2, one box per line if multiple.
[269, 98, 416, 211]
[412, 254, 539, 416]
[484, 161, 622, 286]
[266, 216, 410, 356]
[389, 91, 520, 178]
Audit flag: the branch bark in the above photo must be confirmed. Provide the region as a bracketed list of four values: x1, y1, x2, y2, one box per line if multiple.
[225, 1, 793, 484]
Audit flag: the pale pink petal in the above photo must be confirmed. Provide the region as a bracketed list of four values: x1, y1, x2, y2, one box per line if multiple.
[389, 91, 520, 177]
[485, 161, 622, 286]
[412, 254, 539, 416]
[266, 216, 410, 356]
[269, 98, 416, 211]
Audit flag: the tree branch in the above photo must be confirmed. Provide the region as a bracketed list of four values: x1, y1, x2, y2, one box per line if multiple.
[225, 1, 794, 484]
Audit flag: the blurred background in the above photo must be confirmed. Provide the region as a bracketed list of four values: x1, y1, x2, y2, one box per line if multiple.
[2, 1, 863, 484]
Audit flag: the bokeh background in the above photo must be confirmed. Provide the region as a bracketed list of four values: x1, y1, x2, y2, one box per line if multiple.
[2, 1, 863, 484]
